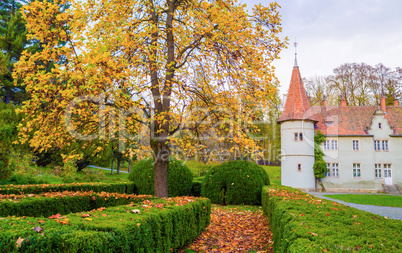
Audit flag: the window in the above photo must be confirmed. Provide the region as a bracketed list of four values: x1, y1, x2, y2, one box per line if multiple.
[331, 140, 338, 150]
[375, 163, 382, 178]
[353, 163, 361, 178]
[374, 140, 381, 151]
[382, 140, 389, 151]
[352, 140, 359, 151]
[332, 163, 339, 177]
[324, 140, 330, 150]
[378, 123, 382, 129]
[326, 163, 331, 177]
[297, 164, 302, 172]
[325, 163, 339, 178]
[384, 163, 391, 170]
[375, 140, 389, 151]
[294, 132, 303, 141]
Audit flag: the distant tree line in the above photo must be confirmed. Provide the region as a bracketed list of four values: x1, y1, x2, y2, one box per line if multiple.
[303, 63, 402, 106]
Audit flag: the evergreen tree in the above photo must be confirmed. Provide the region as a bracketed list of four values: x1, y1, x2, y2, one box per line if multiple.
[0, 0, 31, 104]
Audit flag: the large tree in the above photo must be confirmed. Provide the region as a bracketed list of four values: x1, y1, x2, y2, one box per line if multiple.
[15, 0, 286, 197]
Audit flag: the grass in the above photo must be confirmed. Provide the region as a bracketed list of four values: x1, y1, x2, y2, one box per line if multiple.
[262, 165, 281, 185]
[324, 194, 402, 207]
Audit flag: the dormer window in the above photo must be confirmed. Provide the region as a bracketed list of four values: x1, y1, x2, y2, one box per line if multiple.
[378, 123, 382, 129]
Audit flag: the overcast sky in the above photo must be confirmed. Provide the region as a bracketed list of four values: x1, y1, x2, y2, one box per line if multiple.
[244, 0, 402, 96]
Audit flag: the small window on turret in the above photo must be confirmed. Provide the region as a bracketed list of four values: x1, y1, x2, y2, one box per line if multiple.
[294, 132, 303, 141]
[378, 123, 382, 129]
[297, 164, 302, 172]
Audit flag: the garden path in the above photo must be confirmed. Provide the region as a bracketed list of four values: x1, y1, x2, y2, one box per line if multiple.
[87, 165, 129, 173]
[183, 205, 273, 252]
[309, 192, 402, 220]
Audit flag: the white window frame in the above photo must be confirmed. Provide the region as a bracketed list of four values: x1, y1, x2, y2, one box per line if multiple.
[374, 140, 381, 151]
[331, 140, 338, 150]
[332, 163, 339, 178]
[353, 163, 361, 178]
[294, 132, 303, 142]
[326, 163, 331, 177]
[352, 140, 359, 151]
[374, 163, 382, 178]
[382, 140, 389, 151]
[323, 140, 330, 150]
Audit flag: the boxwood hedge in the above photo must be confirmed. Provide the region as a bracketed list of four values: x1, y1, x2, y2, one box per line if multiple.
[262, 185, 402, 252]
[0, 191, 152, 217]
[129, 158, 193, 197]
[0, 182, 137, 195]
[201, 160, 269, 205]
[0, 197, 211, 252]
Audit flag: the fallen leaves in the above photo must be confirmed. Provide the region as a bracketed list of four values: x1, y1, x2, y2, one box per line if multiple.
[185, 205, 273, 252]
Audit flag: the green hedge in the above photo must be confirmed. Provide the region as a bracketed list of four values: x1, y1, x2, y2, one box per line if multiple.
[201, 160, 270, 205]
[0, 197, 211, 252]
[262, 185, 402, 252]
[0, 191, 152, 217]
[129, 158, 193, 197]
[0, 182, 137, 195]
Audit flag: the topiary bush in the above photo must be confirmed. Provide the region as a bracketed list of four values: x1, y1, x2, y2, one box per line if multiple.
[201, 160, 269, 205]
[128, 158, 193, 197]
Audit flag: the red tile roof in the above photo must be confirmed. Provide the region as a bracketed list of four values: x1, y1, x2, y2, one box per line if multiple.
[308, 106, 402, 136]
[277, 66, 317, 123]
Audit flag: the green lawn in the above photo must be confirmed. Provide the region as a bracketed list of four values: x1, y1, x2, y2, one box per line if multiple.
[262, 165, 281, 185]
[324, 194, 402, 207]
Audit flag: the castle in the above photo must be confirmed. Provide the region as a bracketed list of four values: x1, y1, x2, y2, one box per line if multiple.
[278, 58, 402, 192]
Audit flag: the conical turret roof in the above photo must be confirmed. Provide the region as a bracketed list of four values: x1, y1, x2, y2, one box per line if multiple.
[278, 64, 317, 123]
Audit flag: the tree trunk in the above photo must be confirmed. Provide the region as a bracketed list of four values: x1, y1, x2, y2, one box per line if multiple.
[151, 138, 169, 198]
[318, 178, 326, 192]
[116, 160, 120, 174]
[128, 156, 132, 173]
[5, 89, 10, 104]
[111, 160, 114, 174]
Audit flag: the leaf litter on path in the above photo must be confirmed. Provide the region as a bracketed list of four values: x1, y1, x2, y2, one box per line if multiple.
[183, 205, 273, 252]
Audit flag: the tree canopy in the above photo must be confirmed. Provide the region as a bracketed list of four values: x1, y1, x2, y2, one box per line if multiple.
[304, 63, 401, 106]
[15, 0, 286, 197]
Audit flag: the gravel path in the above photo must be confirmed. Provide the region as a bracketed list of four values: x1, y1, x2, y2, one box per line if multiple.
[308, 192, 402, 220]
[87, 165, 129, 173]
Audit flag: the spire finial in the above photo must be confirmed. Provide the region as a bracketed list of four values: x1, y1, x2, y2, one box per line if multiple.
[294, 37, 298, 67]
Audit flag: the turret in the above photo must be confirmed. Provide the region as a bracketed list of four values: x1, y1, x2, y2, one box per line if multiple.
[277, 50, 317, 189]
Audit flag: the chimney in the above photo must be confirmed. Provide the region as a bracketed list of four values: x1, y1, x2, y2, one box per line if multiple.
[394, 98, 399, 106]
[322, 95, 327, 106]
[340, 100, 347, 107]
[381, 96, 386, 111]
[339, 95, 347, 107]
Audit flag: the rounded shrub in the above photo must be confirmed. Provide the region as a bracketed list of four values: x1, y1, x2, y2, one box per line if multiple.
[201, 160, 270, 205]
[128, 158, 193, 197]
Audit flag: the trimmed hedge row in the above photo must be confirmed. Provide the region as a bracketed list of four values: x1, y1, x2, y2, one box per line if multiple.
[0, 182, 137, 195]
[262, 185, 402, 252]
[0, 197, 211, 252]
[0, 191, 152, 217]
